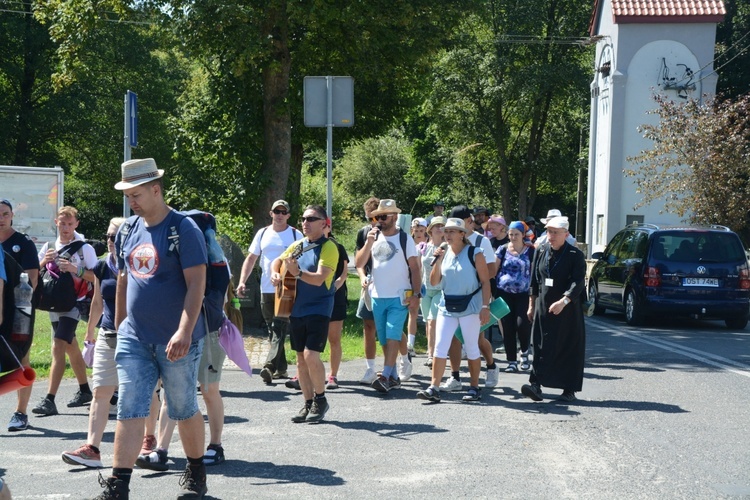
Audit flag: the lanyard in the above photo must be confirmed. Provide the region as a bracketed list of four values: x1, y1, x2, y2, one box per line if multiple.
[546, 244, 566, 275]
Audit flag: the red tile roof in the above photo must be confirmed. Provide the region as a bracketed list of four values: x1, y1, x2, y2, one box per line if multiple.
[590, 0, 725, 35]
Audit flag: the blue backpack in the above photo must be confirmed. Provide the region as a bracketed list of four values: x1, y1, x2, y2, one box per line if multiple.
[119, 210, 231, 333]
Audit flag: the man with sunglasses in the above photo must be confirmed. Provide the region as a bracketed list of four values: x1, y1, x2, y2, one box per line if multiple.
[237, 200, 301, 385]
[353, 197, 380, 384]
[271, 205, 338, 423]
[355, 199, 421, 393]
[0, 199, 40, 431]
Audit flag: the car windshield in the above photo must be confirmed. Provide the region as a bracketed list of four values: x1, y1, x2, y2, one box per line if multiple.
[652, 231, 746, 263]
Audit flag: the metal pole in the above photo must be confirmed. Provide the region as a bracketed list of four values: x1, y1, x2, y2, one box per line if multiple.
[123, 92, 131, 217]
[326, 76, 333, 218]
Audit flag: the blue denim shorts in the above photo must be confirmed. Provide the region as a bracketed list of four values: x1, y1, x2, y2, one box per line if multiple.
[371, 297, 408, 346]
[115, 335, 204, 421]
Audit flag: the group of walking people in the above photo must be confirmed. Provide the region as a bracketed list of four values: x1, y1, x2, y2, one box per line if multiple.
[0, 157, 587, 500]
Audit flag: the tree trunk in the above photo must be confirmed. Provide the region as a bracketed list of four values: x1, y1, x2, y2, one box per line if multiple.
[253, 0, 291, 230]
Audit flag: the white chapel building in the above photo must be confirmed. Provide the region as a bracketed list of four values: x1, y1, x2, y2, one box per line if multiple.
[586, 0, 726, 254]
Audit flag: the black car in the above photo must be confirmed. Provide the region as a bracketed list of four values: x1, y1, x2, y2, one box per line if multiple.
[588, 224, 750, 328]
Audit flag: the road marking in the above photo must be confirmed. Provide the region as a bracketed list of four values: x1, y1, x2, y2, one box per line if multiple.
[587, 318, 750, 378]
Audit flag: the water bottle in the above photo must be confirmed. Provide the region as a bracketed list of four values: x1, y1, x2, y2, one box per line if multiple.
[11, 273, 33, 342]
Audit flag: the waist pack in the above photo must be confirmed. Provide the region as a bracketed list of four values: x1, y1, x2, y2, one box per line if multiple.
[36, 241, 86, 312]
[444, 287, 481, 313]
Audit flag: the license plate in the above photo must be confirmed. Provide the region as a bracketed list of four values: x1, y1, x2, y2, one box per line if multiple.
[683, 277, 719, 287]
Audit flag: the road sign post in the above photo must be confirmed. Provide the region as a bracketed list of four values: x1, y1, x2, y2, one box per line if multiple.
[304, 76, 354, 217]
[123, 90, 138, 216]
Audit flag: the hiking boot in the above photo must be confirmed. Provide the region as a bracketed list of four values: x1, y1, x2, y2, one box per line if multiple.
[359, 368, 377, 385]
[291, 402, 311, 423]
[416, 386, 441, 403]
[7, 411, 28, 431]
[285, 376, 301, 390]
[462, 386, 482, 402]
[62, 443, 103, 468]
[203, 444, 225, 466]
[138, 434, 156, 456]
[177, 464, 207, 499]
[259, 367, 273, 385]
[135, 448, 169, 471]
[93, 473, 129, 500]
[485, 365, 500, 388]
[67, 390, 93, 408]
[32, 397, 58, 416]
[272, 370, 289, 379]
[325, 375, 339, 390]
[371, 375, 390, 393]
[306, 398, 329, 423]
[559, 390, 577, 402]
[439, 378, 462, 392]
[521, 383, 543, 401]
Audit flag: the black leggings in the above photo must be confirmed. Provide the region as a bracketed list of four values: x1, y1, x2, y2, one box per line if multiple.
[499, 290, 531, 361]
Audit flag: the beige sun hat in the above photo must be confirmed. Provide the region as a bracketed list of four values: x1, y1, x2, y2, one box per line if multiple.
[114, 158, 164, 190]
[427, 216, 447, 233]
[370, 199, 402, 216]
[443, 217, 469, 233]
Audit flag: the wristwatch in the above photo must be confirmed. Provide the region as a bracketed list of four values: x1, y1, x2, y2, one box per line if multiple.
[481, 305, 490, 309]
[562, 296, 570, 305]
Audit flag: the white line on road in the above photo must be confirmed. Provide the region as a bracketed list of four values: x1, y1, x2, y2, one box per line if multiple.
[587, 318, 750, 378]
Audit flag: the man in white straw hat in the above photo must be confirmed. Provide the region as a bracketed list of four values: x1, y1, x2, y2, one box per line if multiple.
[355, 199, 421, 393]
[93, 158, 209, 499]
[535, 209, 576, 247]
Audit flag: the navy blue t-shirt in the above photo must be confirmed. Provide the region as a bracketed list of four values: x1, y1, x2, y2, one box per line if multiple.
[116, 210, 208, 345]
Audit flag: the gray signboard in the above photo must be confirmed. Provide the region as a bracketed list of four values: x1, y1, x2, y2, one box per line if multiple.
[304, 76, 354, 127]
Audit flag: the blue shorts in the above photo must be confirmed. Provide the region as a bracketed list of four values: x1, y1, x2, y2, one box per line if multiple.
[115, 335, 203, 421]
[371, 297, 408, 346]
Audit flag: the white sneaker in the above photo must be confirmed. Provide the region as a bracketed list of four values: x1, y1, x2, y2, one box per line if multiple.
[359, 368, 378, 385]
[439, 378, 462, 392]
[485, 365, 500, 388]
[407, 345, 416, 357]
[399, 356, 413, 382]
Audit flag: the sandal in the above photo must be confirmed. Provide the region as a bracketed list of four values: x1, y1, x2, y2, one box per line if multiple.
[520, 357, 530, 371]
[504, 362, 518, 373]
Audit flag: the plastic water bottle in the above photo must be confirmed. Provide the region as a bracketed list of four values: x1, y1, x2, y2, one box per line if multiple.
[11, 273, 33, 342]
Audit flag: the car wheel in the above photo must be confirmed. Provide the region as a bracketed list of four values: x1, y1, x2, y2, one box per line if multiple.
[624, 288, 645, 326]
[588, 281, 605, 315]
[725, 315, 748, 329]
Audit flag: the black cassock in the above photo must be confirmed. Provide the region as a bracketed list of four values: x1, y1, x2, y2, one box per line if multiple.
[528, 241, 586, 391]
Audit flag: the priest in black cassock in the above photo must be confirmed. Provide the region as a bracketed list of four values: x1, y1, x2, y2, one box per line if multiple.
[522, 216, 586, 402]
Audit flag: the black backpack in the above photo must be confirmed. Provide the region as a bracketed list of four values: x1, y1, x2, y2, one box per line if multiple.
[35, 240, 86, 312]
[119, 210, 231, 333]
[0, 251, 34, 372]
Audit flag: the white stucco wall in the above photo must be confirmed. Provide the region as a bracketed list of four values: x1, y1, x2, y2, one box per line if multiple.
[587, 4, 720, 254]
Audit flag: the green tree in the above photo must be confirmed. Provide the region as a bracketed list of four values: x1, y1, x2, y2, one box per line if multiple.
[626, 93, 750, 243]
[422, 0, 592, 220]
[334, 132, 420, 216]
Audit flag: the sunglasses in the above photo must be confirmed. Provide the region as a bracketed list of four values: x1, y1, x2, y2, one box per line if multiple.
[300, 216, 324, 223]
[272, 209, 288, 215]
[373, 214, 390, 221]
[106, 234, 116, 242]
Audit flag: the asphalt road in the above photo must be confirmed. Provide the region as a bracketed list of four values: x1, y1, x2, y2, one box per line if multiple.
[1, 312, 750, 499]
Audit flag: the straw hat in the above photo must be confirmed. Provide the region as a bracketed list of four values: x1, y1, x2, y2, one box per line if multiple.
[114, 158, 164, 190]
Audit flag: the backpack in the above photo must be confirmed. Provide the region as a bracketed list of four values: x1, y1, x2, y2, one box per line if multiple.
[35, 240, 87, 312]
[119, 210, 231, 333]
[1, 251, 33, 372]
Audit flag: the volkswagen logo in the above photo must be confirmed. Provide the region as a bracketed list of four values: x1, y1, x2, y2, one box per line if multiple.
[697, 266, 707, 275]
